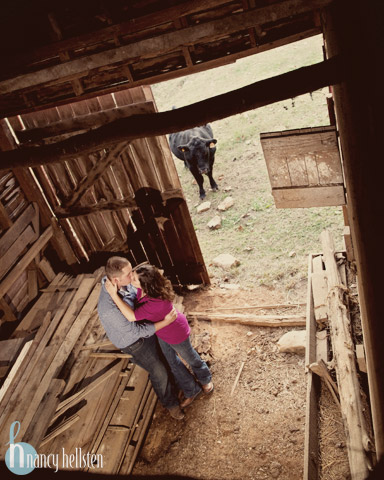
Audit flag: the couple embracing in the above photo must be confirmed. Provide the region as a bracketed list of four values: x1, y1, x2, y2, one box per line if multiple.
[97, 256, 213, 420]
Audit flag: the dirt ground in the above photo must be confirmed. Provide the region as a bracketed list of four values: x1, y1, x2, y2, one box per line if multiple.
[133, 285, 308, 480]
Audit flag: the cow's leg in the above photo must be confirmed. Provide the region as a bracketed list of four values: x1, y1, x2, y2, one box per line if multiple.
[208, 160, 218, 191]
[190, 166, 206, 199]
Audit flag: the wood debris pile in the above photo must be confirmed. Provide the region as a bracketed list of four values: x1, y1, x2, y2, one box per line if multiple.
[0, 271, 155, 475]
[304, 230, 375, 480]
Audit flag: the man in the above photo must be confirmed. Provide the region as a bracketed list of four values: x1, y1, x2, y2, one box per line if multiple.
[97, 256, 184, 420]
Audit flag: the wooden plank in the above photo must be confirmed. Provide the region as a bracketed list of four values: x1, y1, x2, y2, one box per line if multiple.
[120, 389, 157, 475]
[40, 414, 80, 448]
[309, 360, 340, 407]
[11, 0, 230, 68]
[51, 368, 117, 424]
[356, 344, 367, 374]
[37, 257, 56, 282]
[187, 312, 306, 326]
[95, 366, 149, 474]
[20, 283, 100, 437]
[0, 203, 38, 257]
[0, 0, 333, 95]
[60, 142, 129, 209]
[0, 226, 53, 298]
[316, 330, 329, 363]
[312, 254, 324, 273]
[343, 225, 355, 261]
[17, 102, 154, 143]
[27, 261, 39, 301]
[311, 272, 328, 324]
[0, 312, 54, 418]
[0, 225, 37, 279]
[0, 201, 12, 230]
[320, 230, 371, 478]
[304, 154, 320, 185]
[88, 361, 131, 458]
[12, 272, 73, 334]
[0, 339, 34, 404]
[272, 185, 346, 208]
[23, 378, 66, 448]
[0, 297, 17, 322]
[0, 338, 26, 365]
[0, 56, 343, 171]
[0, 278, 95, 444]
[286, 154, 308, 186]
[304, 253, 319, 480]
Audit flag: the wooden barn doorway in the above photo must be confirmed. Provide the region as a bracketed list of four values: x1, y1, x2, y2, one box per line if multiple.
[6, 86, 209, 286]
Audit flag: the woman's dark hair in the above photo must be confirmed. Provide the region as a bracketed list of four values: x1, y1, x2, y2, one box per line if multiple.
[135, 264, 175, 302]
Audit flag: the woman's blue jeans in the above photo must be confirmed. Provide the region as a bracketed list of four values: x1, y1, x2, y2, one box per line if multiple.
[121, 335, 179, 409]
[158, 336, 212, 399]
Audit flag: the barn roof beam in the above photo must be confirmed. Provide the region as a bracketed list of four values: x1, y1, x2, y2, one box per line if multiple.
[0, 0, 333, 95]
[7, 0, 232, 70]
[0, 55, 344, 172]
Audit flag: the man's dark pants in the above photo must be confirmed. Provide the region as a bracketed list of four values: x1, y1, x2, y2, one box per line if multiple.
[121, 335, 179, 409]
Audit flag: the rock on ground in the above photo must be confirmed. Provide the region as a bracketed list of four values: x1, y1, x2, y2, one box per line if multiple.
[207, 215, 222, 229]
[217, 196, 234, 211]
[212, 253, 240, 268]
[197, 201, 211, 213]
[277, 330, 306, 355]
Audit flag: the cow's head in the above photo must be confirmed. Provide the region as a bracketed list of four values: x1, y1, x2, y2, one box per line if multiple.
[178, 137, 217, 175]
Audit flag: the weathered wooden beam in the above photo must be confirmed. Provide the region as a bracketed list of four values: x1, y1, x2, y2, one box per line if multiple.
[0, 0, 333, 95]
[0, 226, 53, 298]
[55, 198, 137, 218]
[10, 0, 232, 69]
[188, 312, 306, 326]
[60, 142, 128, 209]
[55, 190, 184, 218]
[320, 229, 372, 479]
[323, 1, 384, 460]
[16, 102, 154, 143]
[0, 56, 344, 172]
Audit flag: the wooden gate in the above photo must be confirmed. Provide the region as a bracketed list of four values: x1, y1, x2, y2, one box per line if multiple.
[8, 86, 209, 285]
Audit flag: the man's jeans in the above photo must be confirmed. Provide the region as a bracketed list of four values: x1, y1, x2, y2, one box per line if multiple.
[121, 335, 179, 409]
[158, 336, 212, 399]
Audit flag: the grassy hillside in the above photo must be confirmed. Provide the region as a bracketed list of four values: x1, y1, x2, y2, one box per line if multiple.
[152, 35, 344, 299]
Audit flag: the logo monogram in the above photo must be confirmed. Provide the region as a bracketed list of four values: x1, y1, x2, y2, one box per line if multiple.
[5, 421, 37, 475]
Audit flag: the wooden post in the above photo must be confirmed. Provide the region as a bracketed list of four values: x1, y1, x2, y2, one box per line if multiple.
[323, 0, 384, 460]
[321, 230, 372, 479]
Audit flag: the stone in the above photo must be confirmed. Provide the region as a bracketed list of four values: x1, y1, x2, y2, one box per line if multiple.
[212, 253, 240, 268]
[277, 330, 306, 355]
[217, 196, 234, 211]
[270, 461, 282, 478]
[207, 215, 222, 229]
[196, 201, 211, 213]
[219, 283, 240, 290]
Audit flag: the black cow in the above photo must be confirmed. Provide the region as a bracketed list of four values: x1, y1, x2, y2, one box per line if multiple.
[169, 125, 218, 200]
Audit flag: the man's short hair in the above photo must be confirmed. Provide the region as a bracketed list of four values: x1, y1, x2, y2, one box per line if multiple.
[105, 256, 130, 280]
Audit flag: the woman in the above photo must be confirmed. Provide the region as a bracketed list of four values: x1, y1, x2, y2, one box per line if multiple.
[105, 264, 213, 408]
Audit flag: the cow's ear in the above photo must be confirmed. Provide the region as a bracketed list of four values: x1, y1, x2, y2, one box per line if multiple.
[207, 139, 217, 148]
[178, 145, 189, 153]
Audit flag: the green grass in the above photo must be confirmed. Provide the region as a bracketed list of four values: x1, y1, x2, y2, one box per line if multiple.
[152, 35, 344, 297]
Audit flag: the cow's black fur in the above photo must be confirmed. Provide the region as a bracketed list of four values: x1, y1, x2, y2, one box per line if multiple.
[169, 125, 218, 200]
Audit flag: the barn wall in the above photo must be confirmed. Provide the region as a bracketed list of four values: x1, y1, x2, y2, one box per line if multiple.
[5, 86, 209, 290]
[323, 0, 384, 460]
